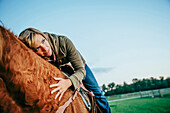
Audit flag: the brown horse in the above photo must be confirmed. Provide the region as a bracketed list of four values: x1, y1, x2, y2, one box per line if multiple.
[0, 26, 89, 113]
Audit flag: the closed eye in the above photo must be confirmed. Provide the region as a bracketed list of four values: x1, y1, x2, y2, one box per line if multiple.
[35, 46, 40, 52]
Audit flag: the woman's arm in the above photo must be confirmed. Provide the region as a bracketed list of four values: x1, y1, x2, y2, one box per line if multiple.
[64, 37, 86, 89]
[49, 36, 86, 101]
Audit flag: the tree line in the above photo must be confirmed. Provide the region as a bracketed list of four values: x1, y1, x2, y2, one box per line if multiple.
[102, 76, 170, 96]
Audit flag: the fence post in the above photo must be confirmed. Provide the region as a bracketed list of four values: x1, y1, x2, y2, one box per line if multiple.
[152, 90, 154, 98]
[139, 91, 142, 98]
[158, 90, 163, 97]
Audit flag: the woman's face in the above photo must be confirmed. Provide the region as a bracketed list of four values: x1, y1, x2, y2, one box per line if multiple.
[33, 34, 52, 57]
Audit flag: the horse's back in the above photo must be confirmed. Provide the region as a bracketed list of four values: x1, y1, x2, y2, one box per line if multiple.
[0, 26, 89, 113]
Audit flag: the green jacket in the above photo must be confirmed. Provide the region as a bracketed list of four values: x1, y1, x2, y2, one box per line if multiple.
[43, 32, 86, 89]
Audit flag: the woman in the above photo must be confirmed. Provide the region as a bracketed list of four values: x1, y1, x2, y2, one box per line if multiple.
[19, 28, 111, 113]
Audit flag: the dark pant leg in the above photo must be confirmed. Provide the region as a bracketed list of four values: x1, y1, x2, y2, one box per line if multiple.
[82, 64, 111, 113]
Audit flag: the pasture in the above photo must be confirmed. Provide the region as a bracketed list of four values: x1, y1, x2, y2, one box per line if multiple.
[109, 97, 170, 113]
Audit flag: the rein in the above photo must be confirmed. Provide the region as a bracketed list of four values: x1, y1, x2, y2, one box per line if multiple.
[56, 84, 81, 113]
[56, 65, 103, 113]
[56, 83, 103, 113]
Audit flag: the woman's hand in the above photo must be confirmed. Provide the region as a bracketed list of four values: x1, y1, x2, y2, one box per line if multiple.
[50, 77, 72, 101]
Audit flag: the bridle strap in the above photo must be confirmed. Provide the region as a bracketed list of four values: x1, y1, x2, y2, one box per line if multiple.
[56, 96, 72, 113]
[56, 83, 81, 113]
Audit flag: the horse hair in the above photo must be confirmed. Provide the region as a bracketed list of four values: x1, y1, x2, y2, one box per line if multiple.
[0, 26, 88, 113]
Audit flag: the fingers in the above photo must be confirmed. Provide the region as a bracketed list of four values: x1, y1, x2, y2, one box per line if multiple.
[55, 91, 61, 100]
[59, 91, 64, 101]
[54, 90, 65, 101]
[50, 77, 67, 101]
[51, 87, 63, 100]
[53, 77, 62, 81]
[51, 87, 60, 94]
[50, 77, 62, 88]
[51, 87, 65, 101]
[50, 84, 59, 88]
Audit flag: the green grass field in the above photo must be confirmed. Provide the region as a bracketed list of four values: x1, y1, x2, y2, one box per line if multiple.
[109, 97, 170, 113]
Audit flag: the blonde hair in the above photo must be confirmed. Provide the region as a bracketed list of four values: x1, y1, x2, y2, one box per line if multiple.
[19, 28, 47, 50]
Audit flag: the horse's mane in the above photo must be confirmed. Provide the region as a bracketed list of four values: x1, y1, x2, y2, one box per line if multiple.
[0, 26, 88, 113]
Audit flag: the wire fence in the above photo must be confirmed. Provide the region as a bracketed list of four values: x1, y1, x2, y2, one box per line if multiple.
[107, 88, 170, 102]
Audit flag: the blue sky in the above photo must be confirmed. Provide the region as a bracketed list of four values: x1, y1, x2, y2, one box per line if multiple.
[1, 0, 170, 86]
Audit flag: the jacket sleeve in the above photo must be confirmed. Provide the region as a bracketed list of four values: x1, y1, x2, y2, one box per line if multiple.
[64, 37, 86, 90]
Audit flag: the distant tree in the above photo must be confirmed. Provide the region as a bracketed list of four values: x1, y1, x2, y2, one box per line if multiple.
[150, 77, 157, 89]
[159, 76, 168, 88]
[123, 82, 130, 93]
[108, 82, 115, 90]
[104, 76, 170, 96]
[142, 78, 150, 90]
[132, 78, 138, 84]
[115, 84, 124, 94]
[132, 78, 140, 91]
[159, 76, 164, 81]
[166, 77, 170, 87]
[102, 84, 107, 93]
